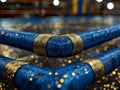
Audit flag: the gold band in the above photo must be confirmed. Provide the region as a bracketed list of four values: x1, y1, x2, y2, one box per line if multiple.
[33, 34, 57, 56]
[63, 34, 84, 55]
[84, 59, 105, 79]
[3, 60, 29, 83]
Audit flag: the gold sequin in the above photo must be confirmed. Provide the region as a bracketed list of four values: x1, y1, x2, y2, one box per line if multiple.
[63, 74, 68, 78]
[60, 78, 64, 83]
[72, 72, 76, 76]
[48, 72, 52, 75]
[57, 84, 62, 88]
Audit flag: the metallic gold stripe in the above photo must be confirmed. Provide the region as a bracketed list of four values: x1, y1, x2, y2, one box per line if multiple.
[33, 34, 57, 56]
[3, 60, 28, 83]
[72, 0, 78, 14]
[84, 59, 105, 79]
[82, 0, 88, 14]
[64, 34, 84, 55]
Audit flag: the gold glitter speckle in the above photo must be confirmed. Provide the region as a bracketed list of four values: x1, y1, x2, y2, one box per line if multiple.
[48, 72, 52, 75]
[29, 77, 33, 81]
[72, 72, 76, 76]
[57, 84, 62, 88]
[60, 78, 64, 83]
[63, 74, 68, 78]
[55, 72, 58, 76]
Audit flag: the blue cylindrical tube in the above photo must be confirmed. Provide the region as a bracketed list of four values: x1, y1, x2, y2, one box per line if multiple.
[55, 47, 120, 90]
[0, 56, 54, 90]
[0, 25, 120, 57]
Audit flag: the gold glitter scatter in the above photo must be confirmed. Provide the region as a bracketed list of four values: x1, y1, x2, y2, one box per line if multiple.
[75, 55, 80, 59]
[48, 72, 52, 75]
[57, 84, 62, 88]
[112, 71, 116, 75]
[62, 63, 65, 67]
[55, 72, 59, 76]
[60, 78, 64, 83]
[63, 74, 68, 78]
[1, 32, 4, 35]
[71, 72, 76, 76]
[29, 77, 33, 81]
[68, 60, 72, 64]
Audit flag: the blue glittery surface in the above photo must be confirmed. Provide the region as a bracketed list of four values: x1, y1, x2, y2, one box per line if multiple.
[0, 25, 120, 57]
[0, 55, 13, 79]
[0, 47, 120, 89]
[55, 62, 94, 90]
[94, 47, 120, 74]
[14, 64, 54, 90]
[0, 28, 38, 51]
[77, 25, 120, 49]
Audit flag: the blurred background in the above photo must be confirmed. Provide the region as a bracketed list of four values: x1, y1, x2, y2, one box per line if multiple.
[0, 0, 120, 90]
[0, 0, 119, 16]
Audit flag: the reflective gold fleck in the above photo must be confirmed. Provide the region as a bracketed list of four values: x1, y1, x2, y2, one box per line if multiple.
[72, 72, 76, 76]
[55, 72, 58, 76]
[57, 84, 62, 88]
[68, 60, 72, 64]
[1, 32, 4, 35]
[60, 78, 64, 83]
[48, 72, 52, 75]
[29, 77, 33, 81]
[63, 74, 68, 78]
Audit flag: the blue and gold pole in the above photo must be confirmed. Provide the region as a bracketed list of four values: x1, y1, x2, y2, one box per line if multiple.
[0, 56, 54, 90]
[0, 25, 120, 57]
[55, 47, 120, 90]
[0, 47, 120, 90]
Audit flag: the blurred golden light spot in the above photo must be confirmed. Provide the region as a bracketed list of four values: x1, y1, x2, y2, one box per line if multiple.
[72, 72, 76, 76]
[63, 74, 68, 78]
[48, 72, 52, 75]
[29, 77, 33, 81]
[60, 78, 64, 83]
[57, 84, 62, 88]
[68, 60, 72, 64]
[55, 72, 58, 76]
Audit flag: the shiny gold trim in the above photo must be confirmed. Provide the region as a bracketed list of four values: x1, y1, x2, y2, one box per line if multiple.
[84, 59, 105, 79]
[63, 34, 84, 55]
[33, 34, 57, 56]
[3, 60, 28, 83]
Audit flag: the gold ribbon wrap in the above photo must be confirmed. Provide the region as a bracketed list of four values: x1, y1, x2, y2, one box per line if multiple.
[3, 60, 29, 84]
[33, 34, 57, 56]
[84, 59, 105, 80]
[64, 34, 84, 55]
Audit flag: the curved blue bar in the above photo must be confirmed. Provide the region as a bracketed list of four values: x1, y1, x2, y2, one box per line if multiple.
[55, 62, 95, 90]
[77, 25, 120, 49]
[0, 29, 38, 51]
[94, 47, 120, 74]
[0, 47, 120, 89]
[14, 65, 54, 90]
[0, 25, 120, 57]
[0, 56, 13, 79]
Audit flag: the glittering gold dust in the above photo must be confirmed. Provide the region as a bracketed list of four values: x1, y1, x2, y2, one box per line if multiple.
[57, 84, 62, 88]
[29, 77, 33, 81]
[48, 72, 52, 75]
[55, 72, 59, 76]
[63, 74, 68, 78]
[72, 72, 76, 76]
[68, 60, 72, 64]
[60, 78, 64, 83]
[1, 32, 4, 35]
